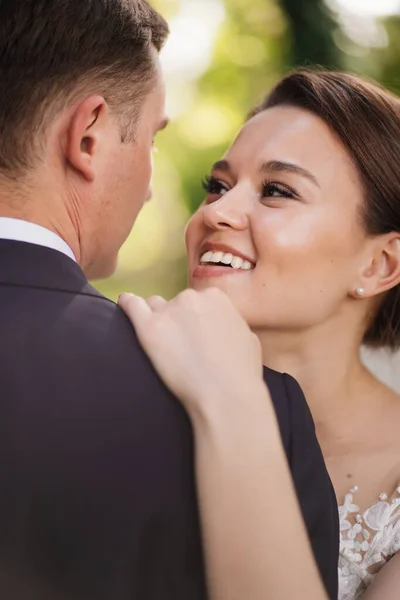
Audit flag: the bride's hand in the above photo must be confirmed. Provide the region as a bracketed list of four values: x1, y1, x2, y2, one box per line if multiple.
[118, 288, 265, 421]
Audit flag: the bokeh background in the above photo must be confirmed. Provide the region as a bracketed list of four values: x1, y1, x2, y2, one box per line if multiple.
[96, 0, 400, 390]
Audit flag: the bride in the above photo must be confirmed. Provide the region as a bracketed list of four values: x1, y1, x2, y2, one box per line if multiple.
[120, 70, 400, 600]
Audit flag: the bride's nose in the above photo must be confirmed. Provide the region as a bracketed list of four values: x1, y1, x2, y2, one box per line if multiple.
[202, 189, 249, 231]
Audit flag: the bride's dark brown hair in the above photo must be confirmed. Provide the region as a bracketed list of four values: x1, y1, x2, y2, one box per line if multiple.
[250, 70, 400, 350]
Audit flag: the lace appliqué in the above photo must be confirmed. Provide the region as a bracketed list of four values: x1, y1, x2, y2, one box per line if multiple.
[338, 484, 400, 600]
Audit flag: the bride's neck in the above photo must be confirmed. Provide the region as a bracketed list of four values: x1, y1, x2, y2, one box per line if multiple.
[255, 322, 376, 443]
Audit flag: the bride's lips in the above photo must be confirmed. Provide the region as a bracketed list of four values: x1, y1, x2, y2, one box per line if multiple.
[192, 242, 256, 279]
[192, 264, 248, 278]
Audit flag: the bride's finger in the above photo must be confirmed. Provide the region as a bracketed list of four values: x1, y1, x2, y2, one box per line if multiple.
[146, 295, 167, 312]
[118, 293, 153, 339]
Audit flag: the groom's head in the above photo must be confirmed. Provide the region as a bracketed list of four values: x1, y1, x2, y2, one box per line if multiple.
[0, 0, 169, 278]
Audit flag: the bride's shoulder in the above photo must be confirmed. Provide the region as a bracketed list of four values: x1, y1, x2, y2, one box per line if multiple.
[369, 379, 400, 449]
[376, 380, 400, 414]
[366, 373, 399, 407]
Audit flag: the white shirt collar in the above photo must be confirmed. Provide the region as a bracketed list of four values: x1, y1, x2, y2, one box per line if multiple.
[0, 217, 77, 262]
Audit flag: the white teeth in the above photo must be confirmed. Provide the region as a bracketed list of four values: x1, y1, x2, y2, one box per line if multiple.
[213, 251, 223, 263]
[200, 250, 254, 270]
[231, 257, 243, 269]
[221, 253, 232, 265]
[201, 251, 213, 263]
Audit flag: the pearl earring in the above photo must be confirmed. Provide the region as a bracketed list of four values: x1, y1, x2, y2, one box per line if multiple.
[356, 287, 365, 296]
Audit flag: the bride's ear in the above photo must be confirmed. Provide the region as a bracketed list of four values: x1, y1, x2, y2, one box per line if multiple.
[351, 234, 400, 298]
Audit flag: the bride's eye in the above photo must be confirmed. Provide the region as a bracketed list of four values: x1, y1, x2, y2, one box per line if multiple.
[201, 175, 230, 196]
[261, 181, 297, 199]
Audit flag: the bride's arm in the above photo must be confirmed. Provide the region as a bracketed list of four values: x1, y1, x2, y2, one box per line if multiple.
[119, 289, 328, 600]
[191, 383, 328, 600]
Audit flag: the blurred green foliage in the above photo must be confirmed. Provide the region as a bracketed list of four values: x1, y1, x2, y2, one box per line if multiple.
[95, 0, 400, 301]
[282, 0, 340, 68]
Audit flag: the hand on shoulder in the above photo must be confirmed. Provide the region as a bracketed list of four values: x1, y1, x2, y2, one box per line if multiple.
[118, 288, 266, 422]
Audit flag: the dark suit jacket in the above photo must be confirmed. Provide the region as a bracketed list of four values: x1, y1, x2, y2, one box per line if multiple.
[0, 240, 338, 600]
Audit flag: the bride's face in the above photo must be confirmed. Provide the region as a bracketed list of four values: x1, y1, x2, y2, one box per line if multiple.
[185, 105, 370, 331]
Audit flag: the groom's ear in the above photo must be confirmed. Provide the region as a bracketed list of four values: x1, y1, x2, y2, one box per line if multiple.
[65, 95, 110, 182]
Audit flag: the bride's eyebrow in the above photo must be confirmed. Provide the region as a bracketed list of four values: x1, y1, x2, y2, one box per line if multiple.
[211, 159, 231, 173]
[210, 158, 320, 189]
[260, 160, 320, 189]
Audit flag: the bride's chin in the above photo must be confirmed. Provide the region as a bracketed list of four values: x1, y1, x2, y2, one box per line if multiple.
[188, 278, 229, 292]
[188, 280, 255, 324]
[188, 278, 244, 304]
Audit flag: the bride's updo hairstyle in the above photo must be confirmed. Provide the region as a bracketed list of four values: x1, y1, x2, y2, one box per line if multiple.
[250, 70, 400, 350]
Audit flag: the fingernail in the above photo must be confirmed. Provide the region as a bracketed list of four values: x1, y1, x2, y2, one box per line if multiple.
[118, 293, 132, 304]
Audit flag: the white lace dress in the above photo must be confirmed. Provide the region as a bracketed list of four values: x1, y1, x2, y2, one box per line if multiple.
[338, 485, 400, 599]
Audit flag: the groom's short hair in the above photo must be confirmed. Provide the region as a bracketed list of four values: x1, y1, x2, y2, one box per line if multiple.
[0, 0, 169, 176]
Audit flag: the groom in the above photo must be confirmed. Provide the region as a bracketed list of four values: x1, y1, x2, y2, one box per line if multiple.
[0, 1, 338, 599]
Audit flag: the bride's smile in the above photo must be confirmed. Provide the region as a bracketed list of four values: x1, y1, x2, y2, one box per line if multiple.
[194, 241, 256, 278]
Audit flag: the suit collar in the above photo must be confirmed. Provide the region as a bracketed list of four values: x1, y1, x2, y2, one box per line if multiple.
[0, 217, 77, 262]
[0, 239, 103, 299]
